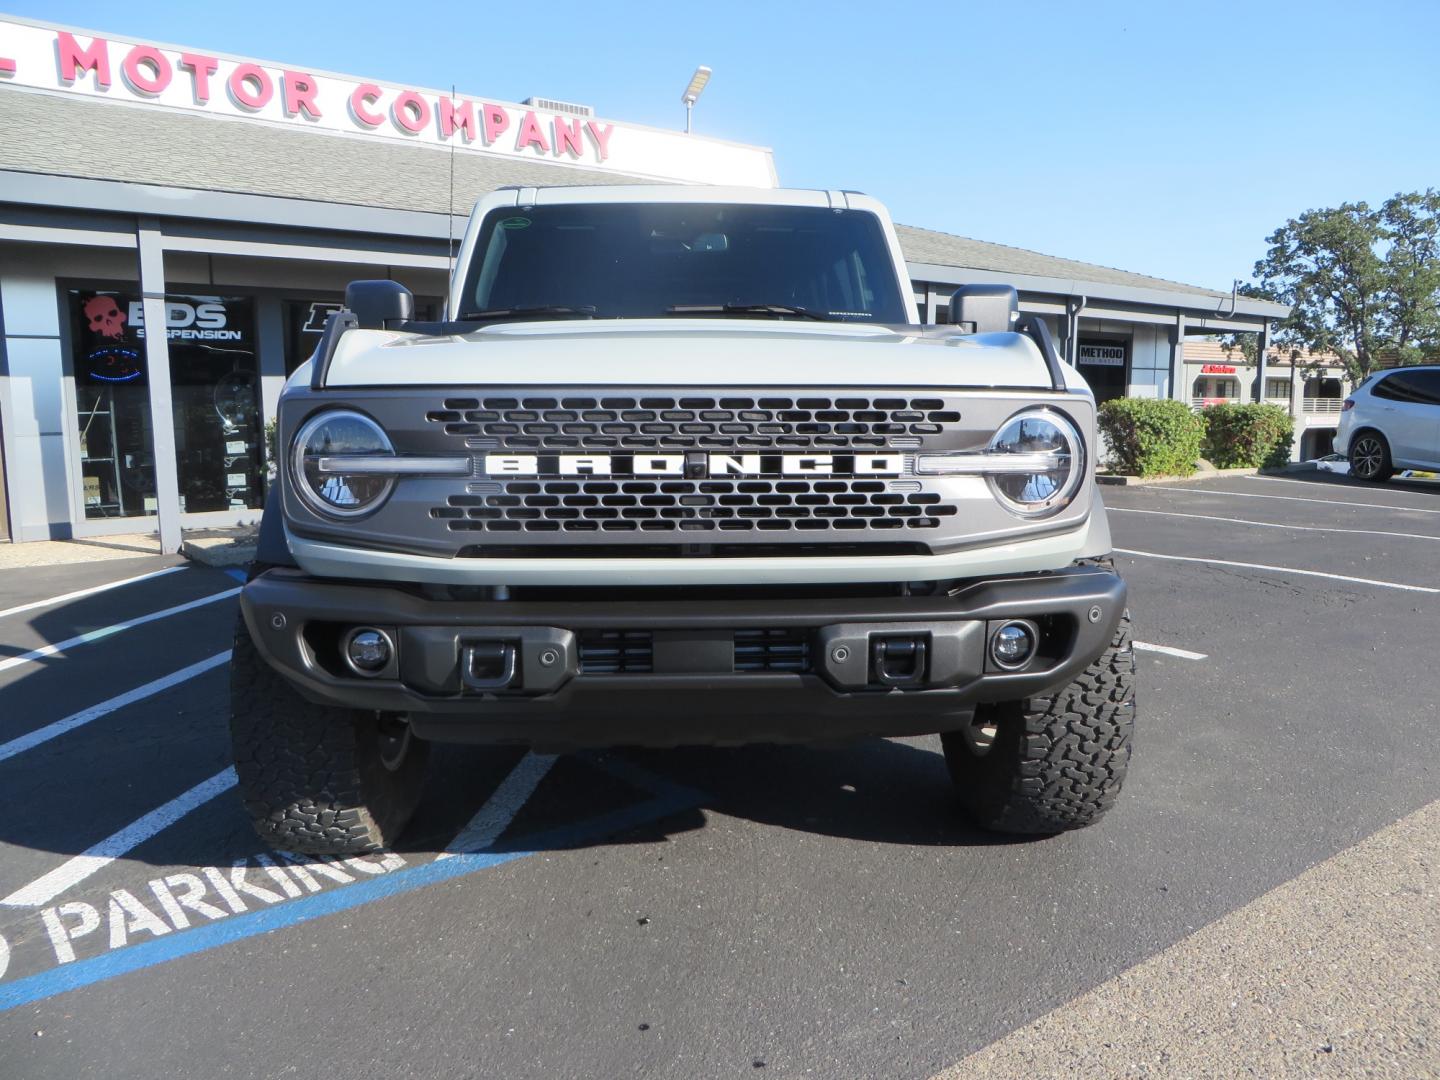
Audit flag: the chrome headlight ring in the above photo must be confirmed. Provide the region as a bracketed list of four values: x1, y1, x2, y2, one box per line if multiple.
[290, 409, 397, 519]
[913, 408, 1084, 519]
[983, 408, 1084, 518]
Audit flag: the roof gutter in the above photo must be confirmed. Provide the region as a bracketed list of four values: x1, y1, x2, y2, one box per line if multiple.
[906, 261, 1292, 321]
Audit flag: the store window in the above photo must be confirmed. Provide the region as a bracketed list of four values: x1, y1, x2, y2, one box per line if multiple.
[283, 298, 342, 376]
[282, 295, 443, 375]
[1265, 378, 1291, 400]
[70, 290, 264, 518]
[1193, 376, 1239, 400]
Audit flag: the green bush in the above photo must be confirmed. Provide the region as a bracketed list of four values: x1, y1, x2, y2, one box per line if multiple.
[1097, 398, 1206, 477]
[1201, 403, 1294, 469]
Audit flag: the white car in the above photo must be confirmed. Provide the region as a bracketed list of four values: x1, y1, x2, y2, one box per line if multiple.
[1335, 365, 1440, 481]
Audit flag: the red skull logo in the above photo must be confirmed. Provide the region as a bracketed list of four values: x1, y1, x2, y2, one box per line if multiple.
[83, 295, 127, 339]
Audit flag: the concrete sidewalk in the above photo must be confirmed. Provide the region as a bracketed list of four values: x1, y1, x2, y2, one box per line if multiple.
[0, 533, 161, 569]
[0, 525, 257, 570]
[937, 799, 1440, 1079]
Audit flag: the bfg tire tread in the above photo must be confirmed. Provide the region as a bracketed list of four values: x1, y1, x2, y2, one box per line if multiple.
[229, 616, 428, 855]
[942, 610, 1134, 834]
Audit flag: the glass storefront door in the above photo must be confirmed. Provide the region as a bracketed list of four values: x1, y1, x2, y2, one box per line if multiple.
[72, 290, 157, 518]
[1076, 338, 1129, 405]
[69, 289, 265, 519]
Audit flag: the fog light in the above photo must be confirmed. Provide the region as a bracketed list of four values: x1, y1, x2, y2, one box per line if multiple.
[990, 621, 1036, 669]
[344, 627, 393, 677]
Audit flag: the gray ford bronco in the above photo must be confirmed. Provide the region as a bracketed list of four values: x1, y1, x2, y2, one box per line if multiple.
[231, 186, 1134, 854]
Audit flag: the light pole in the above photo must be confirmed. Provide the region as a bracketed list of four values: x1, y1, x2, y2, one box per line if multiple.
[682, 65, 711, 133]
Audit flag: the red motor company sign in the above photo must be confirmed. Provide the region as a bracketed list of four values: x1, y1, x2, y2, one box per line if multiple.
[0, 17, 777, 187]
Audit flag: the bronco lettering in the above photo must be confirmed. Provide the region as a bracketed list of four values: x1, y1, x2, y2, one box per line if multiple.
[481, 453, 907, 477]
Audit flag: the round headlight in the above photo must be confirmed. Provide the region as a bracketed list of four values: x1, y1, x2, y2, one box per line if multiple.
[986, 409, 1084, 518]
[291, 410, 395, 518]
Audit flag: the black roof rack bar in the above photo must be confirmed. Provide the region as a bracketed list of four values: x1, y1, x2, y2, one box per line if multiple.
[309, 309, 359, 391]
[1017, 313, 1069, 393]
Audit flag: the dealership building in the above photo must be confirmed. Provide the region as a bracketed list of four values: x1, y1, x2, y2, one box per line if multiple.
[0, 15, 1292, 546]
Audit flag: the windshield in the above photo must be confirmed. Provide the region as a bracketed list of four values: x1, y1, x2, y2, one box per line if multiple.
[458, 203, 910, 323]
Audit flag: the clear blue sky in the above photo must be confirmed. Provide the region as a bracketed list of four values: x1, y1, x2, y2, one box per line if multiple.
[9, 0, 1439, 291]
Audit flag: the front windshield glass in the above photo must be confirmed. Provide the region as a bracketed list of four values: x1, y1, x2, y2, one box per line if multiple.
[459, 202, 910, 323]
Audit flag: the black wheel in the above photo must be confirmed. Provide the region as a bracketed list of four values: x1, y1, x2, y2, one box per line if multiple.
[229, 616, 429, 855]
[1348, 431, 1393, 482]
[942, 611, 1135, 834]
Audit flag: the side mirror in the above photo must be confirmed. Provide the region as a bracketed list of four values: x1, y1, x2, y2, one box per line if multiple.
[345, 279, 415, 330]
[948, 284, 1018, 334]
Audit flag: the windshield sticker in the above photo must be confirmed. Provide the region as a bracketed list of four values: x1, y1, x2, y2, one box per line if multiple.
[498, 216, 532, 230]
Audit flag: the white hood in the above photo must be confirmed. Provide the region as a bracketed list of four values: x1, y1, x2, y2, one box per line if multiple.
[304, 320, 1083, 391]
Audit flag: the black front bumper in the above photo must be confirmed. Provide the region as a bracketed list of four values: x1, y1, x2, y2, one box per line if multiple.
[240, 565, 1126, 750]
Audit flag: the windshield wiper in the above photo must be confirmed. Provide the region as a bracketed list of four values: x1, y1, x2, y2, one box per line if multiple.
[664, 303, 834, 322]
[457, 305, 598, 322]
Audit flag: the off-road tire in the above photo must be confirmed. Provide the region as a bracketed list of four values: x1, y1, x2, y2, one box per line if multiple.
[942, 610, 1134, 834]
[1347, 430, 1394, 482]
[229, 616, 429, 855]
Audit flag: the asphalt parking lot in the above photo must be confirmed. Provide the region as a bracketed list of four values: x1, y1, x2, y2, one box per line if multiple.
[0, 470, 1437, 1079]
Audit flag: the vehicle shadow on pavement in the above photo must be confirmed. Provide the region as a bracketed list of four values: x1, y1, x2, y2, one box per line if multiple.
[595, 739, 1027, 849]
[1268, 471, 1440, 496]
[404, 738, 1019, 859]
[0, 736, 1008, 881]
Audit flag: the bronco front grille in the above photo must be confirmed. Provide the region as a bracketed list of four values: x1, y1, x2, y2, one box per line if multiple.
[430, 478, 958, 534]
[329, 385, 1039, 557]
[425, 395, 961, 451]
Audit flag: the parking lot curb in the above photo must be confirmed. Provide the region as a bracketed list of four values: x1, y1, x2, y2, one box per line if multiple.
[179, 533, 258, 569]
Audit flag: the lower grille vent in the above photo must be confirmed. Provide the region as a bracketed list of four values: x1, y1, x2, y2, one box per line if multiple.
[733, 629, 811, 673]
[578, 631, 654, 674]
[434, 479, 955, 534]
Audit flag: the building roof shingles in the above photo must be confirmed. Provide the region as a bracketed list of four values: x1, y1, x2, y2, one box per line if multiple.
[894, 223, 1226, 299]
[0, 89, 632, 216]
[2, 88, 1233, 303]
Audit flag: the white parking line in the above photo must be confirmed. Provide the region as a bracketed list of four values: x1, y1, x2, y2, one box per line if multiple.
[0, 567, 185, 622]
[1109, 506, 1440, 542]
[1153, 487, 1440, 515]
[0, 588, 240, 675]
[0, 652, 231, 763]
[0, 767, 238, 908]
[436, 752, 559, 860]
[1133, 641, 1208, 660]
[1115, 548, 1440, 594]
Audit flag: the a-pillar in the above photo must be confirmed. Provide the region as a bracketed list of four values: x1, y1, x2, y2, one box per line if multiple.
[136, 219, 182, 555]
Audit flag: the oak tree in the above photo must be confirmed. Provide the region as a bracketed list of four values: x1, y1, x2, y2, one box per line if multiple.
[1251, 190, 1440, 381]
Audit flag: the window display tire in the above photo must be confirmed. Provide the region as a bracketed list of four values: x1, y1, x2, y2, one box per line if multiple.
[941, 609, 1134, 834]
[229, 615, 428, 855]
